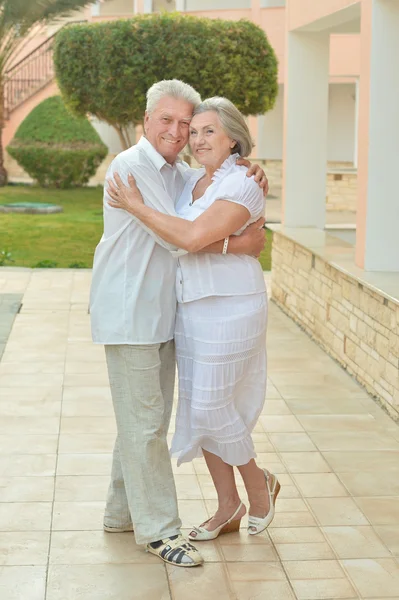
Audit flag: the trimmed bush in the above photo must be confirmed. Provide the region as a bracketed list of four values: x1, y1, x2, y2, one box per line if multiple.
[7, 96, 108, 188]
[54, 13, 278, 148]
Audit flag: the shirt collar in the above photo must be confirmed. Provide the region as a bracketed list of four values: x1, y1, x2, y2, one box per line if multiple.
[137, 136, 181, 171]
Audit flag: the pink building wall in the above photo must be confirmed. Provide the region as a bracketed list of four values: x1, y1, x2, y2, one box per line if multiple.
[4, 3, 361, 153]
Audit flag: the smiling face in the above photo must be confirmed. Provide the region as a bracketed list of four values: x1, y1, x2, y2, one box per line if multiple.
[189, 111, 236, 170]
[144, 96, 194, 164]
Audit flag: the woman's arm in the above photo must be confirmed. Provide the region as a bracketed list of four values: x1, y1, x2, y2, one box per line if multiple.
[108, 173, 250, 253]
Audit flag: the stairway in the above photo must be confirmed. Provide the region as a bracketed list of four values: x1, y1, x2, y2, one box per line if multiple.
[4, 21, 86, 120]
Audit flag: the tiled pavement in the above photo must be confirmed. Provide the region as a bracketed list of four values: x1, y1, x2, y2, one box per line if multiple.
[0, 267, 398, 600]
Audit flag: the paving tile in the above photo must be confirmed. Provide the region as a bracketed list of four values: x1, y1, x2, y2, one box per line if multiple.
[166, 563, 231, 600]
[355, 498, 399, 526]
[56, 454, 112, 476]
[0, 532, 50, 565]
[374, 526, 399, 557]
[226, 561, 287, 581]
[54, 476, 108, 502]
[290, 577, 357, 600]
[322, 451, 399, 473]
[60, 417, 116, 435]
[269, 433, 317, 452]
[0, 454, 56, 477]
[58, 434, 115, 454]
[292, 473, 348, 497]
[220, 542, 278, 562]
[49, 530, 157, 564]
[259, 415, 304, 433]
[275, 542, 335, 561]
[280, 452, 331, 473]
[0, 502, 52, 531]
[230, 580, 296, 600]
[283, 559, 345, 579]
[342, 558, 399, 598]
[0, 476, 54, 502]
[337, 470, 399, 496]
[309, 431, 399, 451]
[269, 527, 326, 545]
[322, 526, 392, 558]
[307, 497, 369, 526]
[0, 435, 58, 455]
[0, 417, 59, 435]
[297, 414, 379, 432]
[52, 502, 105, 531]
[46, 564, 170, 600]
[0, 566, 46, 600]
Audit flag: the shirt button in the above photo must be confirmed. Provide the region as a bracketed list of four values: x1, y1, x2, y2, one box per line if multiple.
[180, 280, 183, 284]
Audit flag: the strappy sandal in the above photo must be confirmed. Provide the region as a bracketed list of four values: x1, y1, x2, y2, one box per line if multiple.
[146, 534, 203, 567]
[248, 470, 280, 535]
[188, 501, 244, 541]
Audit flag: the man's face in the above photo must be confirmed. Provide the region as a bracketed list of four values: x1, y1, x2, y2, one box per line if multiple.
[144, 96, 194, 164]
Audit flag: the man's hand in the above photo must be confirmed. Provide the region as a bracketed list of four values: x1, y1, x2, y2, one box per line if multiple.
[236, 158, 269, 197]
[236, 217, 266, 258]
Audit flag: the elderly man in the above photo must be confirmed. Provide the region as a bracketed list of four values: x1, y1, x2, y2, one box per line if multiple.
[90, 79, 268, 567]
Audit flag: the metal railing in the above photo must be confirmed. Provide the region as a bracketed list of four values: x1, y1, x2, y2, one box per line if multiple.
[4, 21, 86, 119]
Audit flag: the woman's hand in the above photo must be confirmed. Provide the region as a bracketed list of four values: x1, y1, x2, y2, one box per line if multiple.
[107, 172, 144, 213]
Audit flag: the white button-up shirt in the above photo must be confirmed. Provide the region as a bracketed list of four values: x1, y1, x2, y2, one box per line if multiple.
[175, 154, 266, 303]
[90, 136, 190, 345]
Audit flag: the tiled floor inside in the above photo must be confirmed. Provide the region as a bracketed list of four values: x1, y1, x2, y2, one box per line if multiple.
[0, 268, 398, 600]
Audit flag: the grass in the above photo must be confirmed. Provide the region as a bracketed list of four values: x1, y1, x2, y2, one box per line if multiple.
[0, 185, 272, 270]
[0, 185, 104, 268]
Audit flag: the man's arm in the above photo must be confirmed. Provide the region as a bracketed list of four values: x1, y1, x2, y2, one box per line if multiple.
[200, 218, 266, 257]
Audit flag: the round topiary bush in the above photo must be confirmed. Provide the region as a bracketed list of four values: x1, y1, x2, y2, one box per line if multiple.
[7, 96, 108, 188]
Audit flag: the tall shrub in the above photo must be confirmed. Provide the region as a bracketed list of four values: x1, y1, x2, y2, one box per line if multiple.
[7, 96, 107, 188]
[0, 0, 94, 185]
[54, 13, 278, 149]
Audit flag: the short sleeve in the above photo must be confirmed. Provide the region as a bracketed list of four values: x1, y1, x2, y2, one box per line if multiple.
[213, 171, 264, 219]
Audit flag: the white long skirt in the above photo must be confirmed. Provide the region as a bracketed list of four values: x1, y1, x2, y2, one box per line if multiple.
[171, 292, 268, 467]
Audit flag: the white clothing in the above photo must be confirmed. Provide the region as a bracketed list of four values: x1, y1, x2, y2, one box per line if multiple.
[175, 153, 266, 303]
[171, 154, 268, 466]
[172, 293, 268, 466]
[90, 136, 190, 345]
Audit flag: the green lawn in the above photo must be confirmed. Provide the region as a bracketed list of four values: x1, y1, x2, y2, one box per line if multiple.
[0, 185, 272, 270]
[0, 185, 104, 268]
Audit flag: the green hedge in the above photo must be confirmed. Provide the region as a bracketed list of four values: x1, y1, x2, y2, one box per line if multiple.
[54, 13, 278, 132]
[7, 96, 107, 188]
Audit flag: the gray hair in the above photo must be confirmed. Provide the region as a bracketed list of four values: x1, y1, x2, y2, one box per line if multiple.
[193, 97, 254, 157]
[146, 79, 201, 114]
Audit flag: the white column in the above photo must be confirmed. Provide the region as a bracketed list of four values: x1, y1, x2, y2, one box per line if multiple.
[353, 78, 359, 168]
[91, 1, 101, 16]
[283, 31, 330, 228]
[361, 0, 399, 271]
[176, 0, 185, 10]
[143, 0, 152, 12]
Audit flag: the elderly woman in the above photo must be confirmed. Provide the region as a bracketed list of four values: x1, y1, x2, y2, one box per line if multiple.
[108, 97, 280, 540]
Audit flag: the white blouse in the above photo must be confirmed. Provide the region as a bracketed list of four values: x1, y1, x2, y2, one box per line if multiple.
[175, 153, 266, 303]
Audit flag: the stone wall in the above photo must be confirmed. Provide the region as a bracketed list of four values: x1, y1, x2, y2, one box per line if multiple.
[6, 154, 357, 213]
[271, 231, 399, 420]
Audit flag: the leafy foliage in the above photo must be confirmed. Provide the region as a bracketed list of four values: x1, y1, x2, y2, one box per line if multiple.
[54, 12, 278, 144]
[7, 96, 107, 188]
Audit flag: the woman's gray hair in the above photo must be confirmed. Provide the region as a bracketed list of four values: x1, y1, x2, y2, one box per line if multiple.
[146, 79, 201, 114]
[193, 97, 254, 157]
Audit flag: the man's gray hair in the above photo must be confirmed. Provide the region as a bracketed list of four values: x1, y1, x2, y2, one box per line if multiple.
[146, 79, 201, 114]
[193, 97, 254, 157]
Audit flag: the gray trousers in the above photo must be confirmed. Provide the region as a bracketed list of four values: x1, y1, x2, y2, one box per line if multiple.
[104, 341, 182, 545]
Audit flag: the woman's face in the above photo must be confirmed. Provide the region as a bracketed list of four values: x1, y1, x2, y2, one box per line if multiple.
[189, 111, 235, 169]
